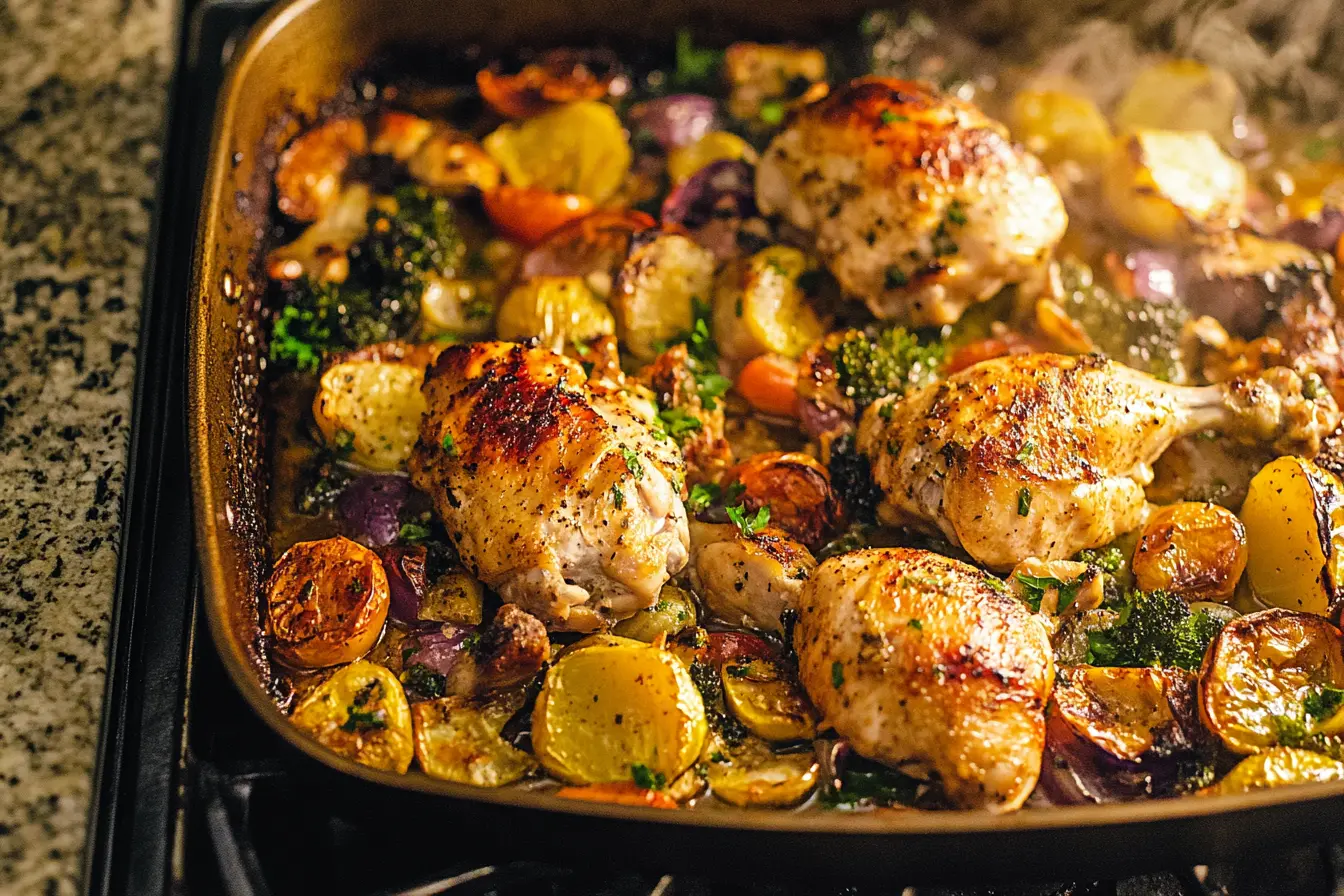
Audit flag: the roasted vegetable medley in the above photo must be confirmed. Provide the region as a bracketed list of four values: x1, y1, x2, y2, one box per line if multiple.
[259, 13, 1344, 813]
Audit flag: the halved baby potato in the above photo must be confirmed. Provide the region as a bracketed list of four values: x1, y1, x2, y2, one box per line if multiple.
[495, 275, 614, 353]
[1241, 456, 1344, 616]
[1206, 747, 1344, 795]
[531, 639, 707, 785]
[1132, 502, 1247, 603]
[1199, 608, 1344, 753]
[1009, 87, 1113, 171]
[703, 732, 819, 808]
[713, 246, 825, 362]
[611, 232, 717, 361]
[411, 692, 536, 786]
[313, 342, 447, 471]
[290, 661, 413, 773]
[419, 571, 486, 626]
[721, 658, 818, 742]
[1101, 129, 1247, 244]
[406, 129, 501, 196]
[266, 536, 390, 669]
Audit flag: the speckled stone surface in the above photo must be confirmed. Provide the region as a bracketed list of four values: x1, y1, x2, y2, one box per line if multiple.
[0, 0, 174, 892]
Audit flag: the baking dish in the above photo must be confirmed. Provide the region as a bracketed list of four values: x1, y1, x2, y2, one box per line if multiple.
[187, 0, 1344, 880]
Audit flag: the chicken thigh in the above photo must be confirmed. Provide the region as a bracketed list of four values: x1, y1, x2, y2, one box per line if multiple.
[409, 341, 689, 631]
[755, 77, 1067, 325]
[794, 548, 1054, 811]
[858, 353, 1340, 571]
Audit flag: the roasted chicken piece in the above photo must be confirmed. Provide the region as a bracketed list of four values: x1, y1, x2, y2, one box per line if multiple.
[409, 341, 689, 631]
[688, 520, 816, 635]
[755, 77, 1067, 326]
[858, 353, 1340, 571]
[794, 548, 1054, 811]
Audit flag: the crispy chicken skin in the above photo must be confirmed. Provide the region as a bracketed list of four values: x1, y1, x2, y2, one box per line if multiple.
[858, 353, 1340, 571]
[755, 77, 1067, 326]
[794, 548, 1054, 811]
[409, 341, 689, 631]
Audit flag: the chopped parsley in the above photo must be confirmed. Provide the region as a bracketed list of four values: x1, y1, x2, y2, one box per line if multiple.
[821, 758, 920, 808]
[1015, 572, 1083, 613]
[945, 200, 968, 226]
[331, 428, 356, 458]
[884, 266, 909, 289]
[726, 503, 770, 537]
[1305, 685, 1344, 722]
[984, 575, 1007, 593]
[907, 618, 923, 631]
[441, 432, 458, 456]
[341, 709, 387, 732]
[879, 109, 908, 124]
[612, 483, 626, 509]
[1015, 441, 1036, 463]
[686, 482, 720, 513]
[621, 447, 645, 479]
[398, 522, 431, 544]
[631, 763, 668, 790]
[402, 663, 447, 698]
[1017, 487, 1032, 516]
[831, 661, 845, 688]
[672, 28, 723, 90]
[759, 100, 786, 125]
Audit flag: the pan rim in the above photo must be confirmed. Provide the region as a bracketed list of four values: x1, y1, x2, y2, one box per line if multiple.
[186, 0, 1344, 838]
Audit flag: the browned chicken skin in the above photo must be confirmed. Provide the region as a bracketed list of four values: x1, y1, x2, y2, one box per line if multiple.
[858, 353, 1340, 571]
[409, 341, 689, 631]
[755, 77, 1067, 325]
[795, 548, 1054, 810]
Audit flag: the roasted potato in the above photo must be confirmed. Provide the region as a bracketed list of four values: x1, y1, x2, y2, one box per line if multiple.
[407, 129, 502, 196]
[1240, 456, 1344, 616]
[419, 572, 486, 626]
[1206, 747, 1344, 795]
[411, 691, 536, 786]
[1009, 87, 1113, 171]
[313, 342, 447, 471]
[418, 275, 497, 338]
[482, 100, 631, 205]
[532, 639, 707, 785]
[721, 658, 818, 742]
[265, 537, 390, 669]
[495, 275, 614, 352]
[725, 452, 842, 548]
[274, 116, 367, 222]
[666, 131, 758, 184]
[1199, 608, 1344, 754]
[1113, 61, 1244, 151]
[703, 733, 819, 808]
[611, 584, 697, 642]
[1132, 502, 1247, 603]
[713, 246, 825, 362]
[1102, 129, 1247, 244]
[611, 232, 717, 361]
[290, 661, 413, 772]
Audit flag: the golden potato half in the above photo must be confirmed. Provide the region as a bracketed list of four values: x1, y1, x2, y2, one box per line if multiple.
[1241, 456, 1344, 617]
[412, 693, 536, 787]
[266, 536, 390, 669]
[1132, 502, 1247, 603]
[290, 661, 413, 773]
[1199, 608, 1344, 754]
[532, 640, 707, 785]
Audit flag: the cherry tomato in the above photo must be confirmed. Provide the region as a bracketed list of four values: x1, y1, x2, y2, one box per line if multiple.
[706, 631, 775, 666]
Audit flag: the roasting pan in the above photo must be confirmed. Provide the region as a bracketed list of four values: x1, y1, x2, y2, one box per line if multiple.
[187, 0, 1344, 881]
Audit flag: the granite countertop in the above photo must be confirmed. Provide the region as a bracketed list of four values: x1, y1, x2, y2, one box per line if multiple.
[0, 0, 174, 892]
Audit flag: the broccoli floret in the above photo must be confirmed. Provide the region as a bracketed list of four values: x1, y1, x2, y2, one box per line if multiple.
[831, 326, 942, 408]
[1054, 257, 1188, 383]
[1075, 545, 1126, 575]
[268, 185, 462, 370]
[1086, 589, 1225, 671]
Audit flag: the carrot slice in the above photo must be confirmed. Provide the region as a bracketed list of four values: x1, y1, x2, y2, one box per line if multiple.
[735, 354, 799, 418]
[483, 185, 595, 246]
[555, 783, 678, 809]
